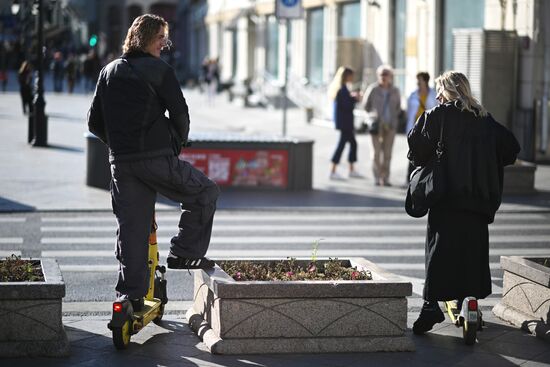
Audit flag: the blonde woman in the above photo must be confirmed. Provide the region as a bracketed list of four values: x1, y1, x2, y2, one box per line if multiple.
[407, 71, 520, 335]
[328, 67, 362, 180]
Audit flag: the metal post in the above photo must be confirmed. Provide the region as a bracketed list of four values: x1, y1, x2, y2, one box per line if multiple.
[541, 0, 550, 154]
[282, 19, 290, 137]
[32, 0, 47, 147]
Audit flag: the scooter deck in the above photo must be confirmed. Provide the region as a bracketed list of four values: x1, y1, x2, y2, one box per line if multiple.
[131, 298, 163, 333]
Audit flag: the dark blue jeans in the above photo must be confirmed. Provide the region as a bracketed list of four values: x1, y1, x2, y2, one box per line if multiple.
[331, 129, 357, 164]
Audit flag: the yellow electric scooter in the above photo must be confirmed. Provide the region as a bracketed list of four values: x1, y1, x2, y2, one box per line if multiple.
[108, 212, 168, 350]
[444, 297, 484, 345]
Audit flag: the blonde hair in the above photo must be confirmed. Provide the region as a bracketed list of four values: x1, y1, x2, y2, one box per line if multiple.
[122, 14, 168, 54]
[328, 66, 354, 100]
[435, 71, 487, 117]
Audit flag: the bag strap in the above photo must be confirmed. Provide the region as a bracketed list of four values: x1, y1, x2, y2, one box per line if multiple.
[435, 108, 445, 160]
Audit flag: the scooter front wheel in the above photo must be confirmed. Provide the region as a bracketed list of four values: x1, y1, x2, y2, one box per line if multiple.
[112, 320, 131, 349]
[463, 321, 477, 345]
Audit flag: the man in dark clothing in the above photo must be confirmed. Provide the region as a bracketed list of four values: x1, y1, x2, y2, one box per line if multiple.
[407, 71, 520, 335]
[87, 14, 219, 310]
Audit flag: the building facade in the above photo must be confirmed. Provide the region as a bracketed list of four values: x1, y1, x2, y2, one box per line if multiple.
[206, 0, 550, 160]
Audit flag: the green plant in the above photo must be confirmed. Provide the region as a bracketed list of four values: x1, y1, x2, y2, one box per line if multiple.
[311, 238, 323, 264]
[219, 258, 372, 282]
[0, 254, 44, 282]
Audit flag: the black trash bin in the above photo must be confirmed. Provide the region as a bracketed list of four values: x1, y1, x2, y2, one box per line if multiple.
[85, 132, 110, 190]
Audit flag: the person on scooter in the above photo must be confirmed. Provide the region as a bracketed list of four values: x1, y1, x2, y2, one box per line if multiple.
[407, 71, 520, 334]
[87, 14, 220, 311]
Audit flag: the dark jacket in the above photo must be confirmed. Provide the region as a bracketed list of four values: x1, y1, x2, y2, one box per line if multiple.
[87, 51, 190, 162]
[333, 85, 356, 131]
[408, 102, 520, 223]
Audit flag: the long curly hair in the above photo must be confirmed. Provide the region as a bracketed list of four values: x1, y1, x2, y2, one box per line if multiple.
[435, 71, 487, 117]
[122, 14, 168, 54]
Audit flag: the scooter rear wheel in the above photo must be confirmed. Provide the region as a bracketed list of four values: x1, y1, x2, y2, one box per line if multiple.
[112, 320, 131, 350]
[153, 305, 165, 325]
[463, 321, 477, 345]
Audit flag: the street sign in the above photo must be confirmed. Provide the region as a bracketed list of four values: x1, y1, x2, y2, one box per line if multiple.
[275, 0, 304, 20]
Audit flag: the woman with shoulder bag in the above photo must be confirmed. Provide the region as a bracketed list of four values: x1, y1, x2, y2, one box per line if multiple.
[407, 71, 520, 335]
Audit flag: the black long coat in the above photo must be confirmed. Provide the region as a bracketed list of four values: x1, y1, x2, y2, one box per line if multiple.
[408, 102, 520, 301]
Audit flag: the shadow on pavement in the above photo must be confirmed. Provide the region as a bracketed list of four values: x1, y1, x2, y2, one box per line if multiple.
[157, 189, 405, 209]
[2, 318, 549, 366]
[502, 190, 550, 210]
[43, 144, 85, 153]
[0, 196, 35, 212]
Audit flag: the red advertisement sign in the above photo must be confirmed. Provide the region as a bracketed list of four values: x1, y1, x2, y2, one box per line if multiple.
[179, 149, 289, 188]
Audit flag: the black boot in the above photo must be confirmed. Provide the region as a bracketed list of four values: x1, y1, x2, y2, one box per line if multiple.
[413, 300, 445, 335]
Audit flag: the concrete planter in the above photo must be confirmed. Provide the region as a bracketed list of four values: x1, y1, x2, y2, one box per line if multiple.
[503, 160, 536, 194]
[186, 258, 414, 354]
[493, 256, 550, 342]
[0, 258, 69, 357]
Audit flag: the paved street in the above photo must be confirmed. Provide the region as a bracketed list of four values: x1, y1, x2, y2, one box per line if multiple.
[1, 208, 549, 312]
[1, 87, 550, 366]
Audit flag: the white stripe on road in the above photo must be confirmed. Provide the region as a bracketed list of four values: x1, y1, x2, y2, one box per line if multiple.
[41, 248, 550, 258]
[40, 223, 550, 232]
[0, 217, 26, 223]
[40, 235, 550, 245]
[0, 250, 22, 257]
[379, 262, 502, 270]
[40, 212, 548, 223]
[0, 238, 23, 244]
[58, 262, 504, 272]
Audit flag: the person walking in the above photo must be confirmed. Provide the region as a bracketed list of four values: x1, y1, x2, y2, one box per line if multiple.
[328, 66, 362, 180]
[18, 60, 33, 115]
[87, 14, 220, 311]
[52, 51, 64, 93]
[362, 65, 401, 186]
[407, 71, 520, 335]
[405, 72, 437, 182]
[65, 53, 77, 94]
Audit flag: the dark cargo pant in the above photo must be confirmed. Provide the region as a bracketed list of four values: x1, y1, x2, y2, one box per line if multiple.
[110, 154, 220, 299]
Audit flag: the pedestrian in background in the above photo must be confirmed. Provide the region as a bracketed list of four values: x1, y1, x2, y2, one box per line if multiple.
[83, 49, 101, 92]
[65, 53, 77, 94]
[407, 71, 520, 335]
[52, 51, 64, 93]
[405, 72, 437, 182]
[328, 66, 362, 180]
[18, 60, 33, 115]
[362, 65, 401, 186]
[87, 14, 219, 311]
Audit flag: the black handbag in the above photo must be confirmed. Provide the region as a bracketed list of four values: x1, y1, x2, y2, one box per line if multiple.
[405, 111, 446, 218]
[369, 118, 380, 135]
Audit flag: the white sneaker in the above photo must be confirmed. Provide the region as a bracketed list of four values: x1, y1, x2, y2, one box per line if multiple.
[349, 171, 364, 179]
[330, 172, 346, 180]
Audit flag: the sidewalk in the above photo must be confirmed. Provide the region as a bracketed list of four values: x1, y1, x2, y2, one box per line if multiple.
[3, 311, 550, 367]
[0, 88, 549, 212]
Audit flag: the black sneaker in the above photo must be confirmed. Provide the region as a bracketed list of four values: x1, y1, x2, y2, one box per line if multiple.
[166, 251, 215, 270]
[130, 298, 144, 313]
[413, 301, 445, 335]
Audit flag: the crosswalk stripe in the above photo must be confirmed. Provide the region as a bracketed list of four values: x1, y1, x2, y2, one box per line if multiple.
[39, 212, 548, 223]
[0, 218, 26, 223]
[0, 250, 22, 257]
[39, 224, 550, 232]
[57, 262, 504, 272]
[0, 238, 23, 244]
[41, 248, 550, 258]
[40, 235, 550, 245]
